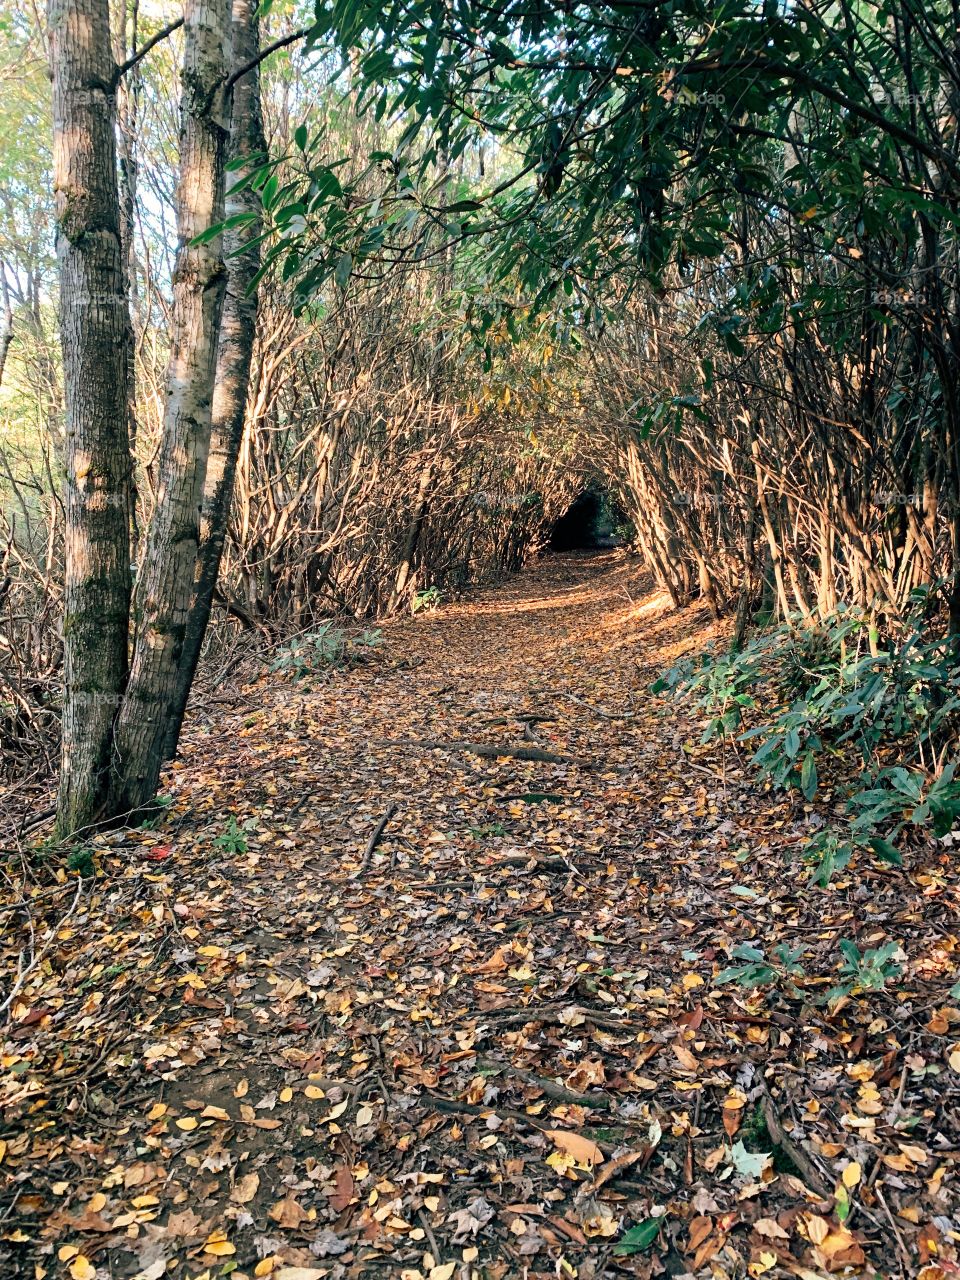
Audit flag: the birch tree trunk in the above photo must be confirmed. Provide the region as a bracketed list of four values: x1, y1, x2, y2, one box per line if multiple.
[49, 0, 134, 838]
[163, 0, 265, 759]
[111, 0, 230, 814]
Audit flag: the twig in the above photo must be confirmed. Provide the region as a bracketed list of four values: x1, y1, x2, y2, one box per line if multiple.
[225, 25, 314, 90]
[759, 1087, 831, 1198]
[112, 17, 185, 85]
[421, 1092, 619, 1154]
[552, 689, 634, 720]
[471, 1002, 630, 1031]
[354, 804, 397, 876]
[874, 1184, 912, 1269]
[1, 876, 83, 1019]
[384, 737, 584, 766]
[476, 1058, 612, 1109]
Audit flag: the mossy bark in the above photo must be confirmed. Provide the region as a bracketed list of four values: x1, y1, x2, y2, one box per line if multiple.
[111, 0, 231, 814]
[50, 0, 134, 838]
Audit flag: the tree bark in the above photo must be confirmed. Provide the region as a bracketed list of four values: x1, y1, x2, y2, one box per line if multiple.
[111, 0, 230, 814]
[49, 0, 134, 838]
[0, 265, 13, 388]
[163, 0, 265, 759]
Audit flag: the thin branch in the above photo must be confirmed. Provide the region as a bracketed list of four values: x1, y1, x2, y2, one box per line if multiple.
[112, 16, 184, 87]
[225, 25, 313, 92]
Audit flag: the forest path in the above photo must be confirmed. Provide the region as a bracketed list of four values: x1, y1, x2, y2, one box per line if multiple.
[2, 553, 956, 1280]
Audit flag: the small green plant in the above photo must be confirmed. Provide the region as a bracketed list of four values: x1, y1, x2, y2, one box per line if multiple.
[270, 623, 382, 678]
[66, 845, 95, 877]
[801, 827, 900, 887]
[715, 942, 806, 992]
[412, 586, 442, 613]
[468, 822, 507, 838]
[213, 817, 256, 855]
[827, 940, 902, 1002]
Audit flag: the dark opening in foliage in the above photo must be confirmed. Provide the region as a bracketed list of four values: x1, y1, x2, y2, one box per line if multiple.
[549, 490, 619, 550]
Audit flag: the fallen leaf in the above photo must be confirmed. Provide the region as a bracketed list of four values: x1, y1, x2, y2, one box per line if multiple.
[544, 1128, 605, 1166]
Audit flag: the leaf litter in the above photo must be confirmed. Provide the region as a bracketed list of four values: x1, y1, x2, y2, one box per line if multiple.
[1, 552, 959, 1279]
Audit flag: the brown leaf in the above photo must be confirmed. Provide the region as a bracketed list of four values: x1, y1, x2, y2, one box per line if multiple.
[686, 1215, 713, 1252]
[330, 1165, 355, 1212]
[232, 1172, 260, 1204]
[543, 1129, 605, 1166]
[269, 1195, 308, 1228]
[673, 1043, 698, 1072]
[586, 1147, 647, 1194]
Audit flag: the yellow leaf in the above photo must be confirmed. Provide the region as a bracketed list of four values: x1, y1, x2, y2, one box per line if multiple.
[279, 1087, 293, 1103]
[204, 1230, 235, 1256]
[69, 1259, 96, 1280]
[304, 1085, 325, 1100]
[429, 1265, 456, 1280]
[175, 1117, 198, 1131]
[146, 1103, 167, 1121]
[842, 1161, 861, 1188]
[201, 1105, 230, 1121]
[58, 1245, 79, 1261]
[544, 1129, 605, 1167]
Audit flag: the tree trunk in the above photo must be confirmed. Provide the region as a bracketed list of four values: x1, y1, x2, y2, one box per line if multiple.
[0, 265, 13, 388]
[111, 0, 230, 815]
[49, 0, 134, 838]
[163, 0, 265, 759]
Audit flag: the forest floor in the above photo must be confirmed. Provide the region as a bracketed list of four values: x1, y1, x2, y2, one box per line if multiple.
[1, 552, 959, 1280]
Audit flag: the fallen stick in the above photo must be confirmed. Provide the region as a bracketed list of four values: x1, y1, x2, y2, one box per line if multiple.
[354, 803, 397, 876]
[474, 1002, 630, 1031]
[421, 1093, 619, 1154]
[759, 1087, 831, 1198]
[490, 854, 581, 872]
[552, 690, 634, 721]
[477, 1058, 612, 1109]
[384, 737, 584, 766]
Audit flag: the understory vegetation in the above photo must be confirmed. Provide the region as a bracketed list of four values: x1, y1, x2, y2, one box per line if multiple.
[657, 601, 960, 885]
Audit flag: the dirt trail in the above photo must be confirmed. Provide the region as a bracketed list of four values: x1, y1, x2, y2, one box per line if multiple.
[2, 553, 957, 1280]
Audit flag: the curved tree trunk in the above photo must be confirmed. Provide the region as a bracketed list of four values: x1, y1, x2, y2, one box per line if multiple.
[163, 0, 265, 760]
[111, 0, 230, 815]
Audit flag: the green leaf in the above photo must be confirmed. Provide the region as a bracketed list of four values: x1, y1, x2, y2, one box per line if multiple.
[868, 836, 902, 866]
[334, 251, 353, 289]
[613, 1216, 665, 1255]
[800, 750, 818, 801]
[294, 123, 308, 150]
